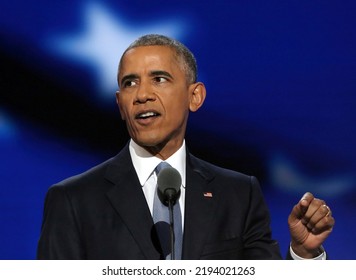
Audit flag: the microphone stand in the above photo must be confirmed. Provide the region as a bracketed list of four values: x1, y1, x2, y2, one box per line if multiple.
[168, 199, 175, 260]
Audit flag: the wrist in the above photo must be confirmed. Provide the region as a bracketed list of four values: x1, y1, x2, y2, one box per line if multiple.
[290, 242, 324, 259]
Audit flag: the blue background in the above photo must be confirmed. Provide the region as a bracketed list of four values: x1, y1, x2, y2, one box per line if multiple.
[1, 0, 355, 259]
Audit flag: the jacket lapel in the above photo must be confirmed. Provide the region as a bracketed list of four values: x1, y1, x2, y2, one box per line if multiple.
[102, 145, 218, 260]
[182, 153, 218, 259]
[104, 145, 161, 259]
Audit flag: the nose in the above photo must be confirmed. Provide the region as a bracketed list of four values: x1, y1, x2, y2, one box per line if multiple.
[135, 81, 155, 104]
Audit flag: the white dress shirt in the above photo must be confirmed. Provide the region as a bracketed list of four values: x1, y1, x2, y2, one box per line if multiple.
[129, 139, 186, 229]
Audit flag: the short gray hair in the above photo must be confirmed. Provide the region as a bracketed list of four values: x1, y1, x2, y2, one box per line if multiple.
[118, 34, 197, 85]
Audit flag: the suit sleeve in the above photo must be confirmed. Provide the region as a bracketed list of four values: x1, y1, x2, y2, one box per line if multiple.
[37, 185, 84, 259]
[242, 176, 282, 259]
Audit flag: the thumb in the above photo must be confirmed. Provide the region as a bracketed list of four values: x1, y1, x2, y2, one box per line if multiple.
[288, 192, 313, 225]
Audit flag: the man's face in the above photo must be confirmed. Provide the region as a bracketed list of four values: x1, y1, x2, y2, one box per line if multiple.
[116, 45, 203, 158]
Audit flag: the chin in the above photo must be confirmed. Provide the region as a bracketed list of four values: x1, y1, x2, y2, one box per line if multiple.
[134, 135, 163, 148]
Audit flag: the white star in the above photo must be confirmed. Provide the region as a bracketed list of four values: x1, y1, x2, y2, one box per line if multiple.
[269, 154, 355, 197]
[46, 2, 185, 98]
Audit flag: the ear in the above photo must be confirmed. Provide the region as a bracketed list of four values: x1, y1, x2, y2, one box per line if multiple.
[115, 91, 126, 120]
[188, 82, 206, 112]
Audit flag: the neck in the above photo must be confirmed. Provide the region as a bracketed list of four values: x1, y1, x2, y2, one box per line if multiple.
[142, 140, 184, 160]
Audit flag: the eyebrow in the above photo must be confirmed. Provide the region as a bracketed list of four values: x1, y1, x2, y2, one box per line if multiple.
[120, 70, 174, 86]
[149, 70, 173, 79]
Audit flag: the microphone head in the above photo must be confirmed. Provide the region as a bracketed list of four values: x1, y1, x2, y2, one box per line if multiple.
[157, 166, 182, 206]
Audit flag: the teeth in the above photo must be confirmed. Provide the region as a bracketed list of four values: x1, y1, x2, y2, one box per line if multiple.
[138, 112, 157, 118]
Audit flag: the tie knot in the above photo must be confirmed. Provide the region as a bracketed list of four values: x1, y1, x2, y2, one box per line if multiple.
[155, 161, 171, 174]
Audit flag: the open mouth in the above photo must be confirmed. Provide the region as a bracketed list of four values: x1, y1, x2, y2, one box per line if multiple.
[135, 111, 160, 119]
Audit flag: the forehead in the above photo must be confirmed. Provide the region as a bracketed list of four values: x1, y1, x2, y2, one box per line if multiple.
[120, 45, 181, 72]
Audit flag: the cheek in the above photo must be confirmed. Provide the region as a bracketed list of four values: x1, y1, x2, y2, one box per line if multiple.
[166, 99, 190, 126]
[170, 95, 190, 114]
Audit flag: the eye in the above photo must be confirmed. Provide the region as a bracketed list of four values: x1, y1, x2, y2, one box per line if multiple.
[153, 77, 168, 83]
[123, 80, 137, 88]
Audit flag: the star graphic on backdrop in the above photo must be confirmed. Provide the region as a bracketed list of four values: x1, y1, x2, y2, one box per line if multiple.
[269, 154, 355, 197]
[47, 2, 184, 98]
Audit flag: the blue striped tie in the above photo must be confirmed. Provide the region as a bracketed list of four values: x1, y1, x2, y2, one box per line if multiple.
[153, 162, 182, 260]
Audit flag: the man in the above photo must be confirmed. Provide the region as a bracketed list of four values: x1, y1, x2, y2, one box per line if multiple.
[37, 34, 335, 259]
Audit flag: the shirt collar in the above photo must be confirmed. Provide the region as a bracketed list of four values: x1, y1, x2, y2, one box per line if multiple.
[129, 139, 186, 187]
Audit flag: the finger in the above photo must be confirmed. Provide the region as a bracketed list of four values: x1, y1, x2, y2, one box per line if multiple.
[309, 212, 335, 234]
[302, 197, 326, 224]
[305, 204, 333, 231]
[324, 205, 332, 217]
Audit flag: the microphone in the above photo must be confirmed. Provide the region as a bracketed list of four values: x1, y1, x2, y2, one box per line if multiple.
[156, 166, 182, 260]
[157, 167, 181, 206]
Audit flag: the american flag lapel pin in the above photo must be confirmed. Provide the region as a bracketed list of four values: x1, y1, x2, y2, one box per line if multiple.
[203, 192, 213, 198]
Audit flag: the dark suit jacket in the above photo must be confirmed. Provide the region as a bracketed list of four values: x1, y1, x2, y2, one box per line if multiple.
[37, 143, 282, 260]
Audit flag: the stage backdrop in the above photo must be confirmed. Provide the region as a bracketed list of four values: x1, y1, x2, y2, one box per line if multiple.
[1, 0, 355, 259]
